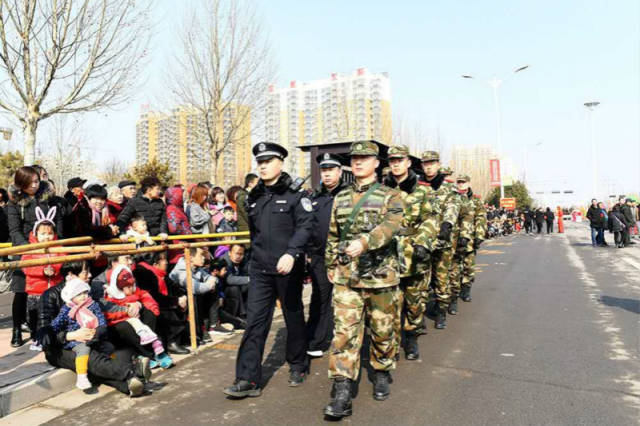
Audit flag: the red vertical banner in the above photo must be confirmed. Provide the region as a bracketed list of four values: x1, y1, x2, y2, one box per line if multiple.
[489, 158, 501, 187]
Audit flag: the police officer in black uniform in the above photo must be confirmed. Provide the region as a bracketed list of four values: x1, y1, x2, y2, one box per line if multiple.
[306, 153, 347, 358]
[223, 142, 313, 398]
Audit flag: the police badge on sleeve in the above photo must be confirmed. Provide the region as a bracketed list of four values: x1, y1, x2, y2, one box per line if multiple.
[301, 197, 313, 212]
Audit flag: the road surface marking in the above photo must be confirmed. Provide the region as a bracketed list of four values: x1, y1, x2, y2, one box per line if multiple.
[478, 250, 504, 255]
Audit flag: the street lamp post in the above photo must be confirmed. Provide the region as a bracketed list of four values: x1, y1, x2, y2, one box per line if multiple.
[584, 101, 600, 199]
[463, 65, 530, 200]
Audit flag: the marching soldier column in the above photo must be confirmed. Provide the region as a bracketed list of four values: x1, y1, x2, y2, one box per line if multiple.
[221, 140, 488, 420]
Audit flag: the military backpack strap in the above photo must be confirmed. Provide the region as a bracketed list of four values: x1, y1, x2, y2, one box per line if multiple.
[340, 182, 380, 240]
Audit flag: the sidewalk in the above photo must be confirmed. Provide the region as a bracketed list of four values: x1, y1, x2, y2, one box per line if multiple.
[0, 284, 312, 421]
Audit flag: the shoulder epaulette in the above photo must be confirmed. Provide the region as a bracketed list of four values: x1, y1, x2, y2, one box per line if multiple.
[417, 180, 429, 186]
[444, 178, 455, 183]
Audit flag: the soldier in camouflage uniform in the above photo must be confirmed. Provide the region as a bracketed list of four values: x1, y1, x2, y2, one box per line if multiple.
[460, 176, 487, 302]
[323, 141, 405, 419]
[417, 152, 461, 329]
[382, 145, 438, 360]
[447, 174, 476, 314]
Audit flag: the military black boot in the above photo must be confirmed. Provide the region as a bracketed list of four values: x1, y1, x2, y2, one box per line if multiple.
[372, 370, 392, 401]
[323, 378, 353, 418]
[11, 327, 24, 348]
[448, 297, 458, 315]
[461, 286, 472, 302]
[435, 303, 447, 329]
[404, 332, 420, 360]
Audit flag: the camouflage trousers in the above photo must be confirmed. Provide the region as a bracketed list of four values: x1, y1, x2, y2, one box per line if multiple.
[400, 273, 431, 336]
[461, 250, 476, 288]
[328, 284, 401, 381]
[450, 250, 476, 295]
[429, 248, 452, 306]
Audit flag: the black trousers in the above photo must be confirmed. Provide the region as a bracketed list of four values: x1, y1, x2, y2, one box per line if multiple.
[536, 222, 543, 233]
[44, 345, 133, 394]
[546, 221, 554, 233]
[235, 263, 308, 383]
[622, 227, 631, 246]
[223, 285, 247, 318]
[195, 292, 219, 335]
[524, 221, 532, 233]
[108, 308, 158, 358]
[306, 256, 333, 352]
[11, 270, 26, 329]
[157, 309, 187, 345]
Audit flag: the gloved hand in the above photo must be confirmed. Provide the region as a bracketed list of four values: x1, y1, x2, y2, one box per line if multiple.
[34, 325, 54, 349]
[473, 238, 483, 250]
[437, 222, 453, 242]
[412, 245, 431, 263]
[456, 237, 470, 254]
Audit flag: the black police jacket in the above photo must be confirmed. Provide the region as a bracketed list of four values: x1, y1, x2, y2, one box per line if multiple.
[306, 180, 348, 258]
[246, 172, 313, 274]
[115, 195, 168, 236]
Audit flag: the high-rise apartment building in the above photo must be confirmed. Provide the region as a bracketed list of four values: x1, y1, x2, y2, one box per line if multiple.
[136, 105, 252, 186]
[265, 68, 392, 177]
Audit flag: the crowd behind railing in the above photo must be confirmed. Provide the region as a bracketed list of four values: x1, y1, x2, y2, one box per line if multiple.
[0, 164, 259, 396]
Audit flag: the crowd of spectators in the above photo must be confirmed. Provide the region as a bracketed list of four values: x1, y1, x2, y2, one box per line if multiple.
[0, 164, 260, 396]
[586, 197, 639, 248]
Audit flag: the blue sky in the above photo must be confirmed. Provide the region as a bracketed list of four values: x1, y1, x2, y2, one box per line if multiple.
[30, 0, 639, 201]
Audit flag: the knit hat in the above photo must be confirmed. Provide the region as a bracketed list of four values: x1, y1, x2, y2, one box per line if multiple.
[106, 264, 135, 299]
[61, 279, 91, 303]
[32, 206, 57, 234]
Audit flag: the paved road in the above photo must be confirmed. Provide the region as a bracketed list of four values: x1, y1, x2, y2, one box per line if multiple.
[46, 222, 640, 425]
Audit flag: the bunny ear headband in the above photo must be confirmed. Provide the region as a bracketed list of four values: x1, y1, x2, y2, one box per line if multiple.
[33, 206, 57, 234]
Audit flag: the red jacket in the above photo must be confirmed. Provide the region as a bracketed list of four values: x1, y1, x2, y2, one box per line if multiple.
[103, 287, 160, 326]
[22, 233, 65, 295]
[106, 200, 124, 225]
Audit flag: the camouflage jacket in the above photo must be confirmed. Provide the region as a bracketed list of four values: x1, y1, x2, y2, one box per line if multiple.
[453, 190, 476, 253]
[325, 181, 405, 288]
[472, 193, 487, 241]
[427, 175, 461, 250]
[383, 171, 438, 277]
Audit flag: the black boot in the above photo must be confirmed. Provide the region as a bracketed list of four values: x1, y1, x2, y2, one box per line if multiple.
[324, 378, 353, 418]
[373, 370, 392, 401]
[461, 286, 472, 302]
[404, 332, 419, 360]
[448, 297, 458, 315]
[435, 303, 447, 329]
[11, 327, 24, 348]
[167, 342, 190, 355]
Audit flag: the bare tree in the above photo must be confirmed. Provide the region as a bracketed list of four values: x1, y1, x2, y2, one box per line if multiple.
[39, 115, 94, 189]
[101, 157, 128, 186]
[0, 0, 152, 165]
[167, 0, 275, 182]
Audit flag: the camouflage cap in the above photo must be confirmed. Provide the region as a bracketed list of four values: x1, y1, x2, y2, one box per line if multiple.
[349, 140, 379, 157]
[456, 174, 471, 182]
[420, 150, 440, 162]
[387, 144, 410, 159]
[440, 166, 453, 175]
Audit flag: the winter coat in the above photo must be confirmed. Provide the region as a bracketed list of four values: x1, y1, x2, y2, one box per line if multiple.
[0, 207, 10, 243]
[221, 251, 250, 289]
[534, 210, 545, 224]
[22, 232, 65, 295]
[6, 182, 64, 246]
[69, 195, 115, 240]
[188, 202, 211, 234]
[208, 203, 227, 227]
[165, 187, 191, 236]
[216, 219, 238, 233]
[133, 262, 184, 311]
[235, 188, 250, 233]
[103, 287, 159, 326]
[609, 209, 625, 232]
[106, 200, 124, 224]
[51, 300, 107, 349]
[168, 256, 217, 294]
[38, 283, 68, 346]
[620, 204, 635, 227]
[115, 195, 168, 236]
[545, 209, 555, 223]
[586, 205, 605, 228]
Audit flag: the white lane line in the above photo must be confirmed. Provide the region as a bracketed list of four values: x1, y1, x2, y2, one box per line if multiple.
[563, 234, 640, 413]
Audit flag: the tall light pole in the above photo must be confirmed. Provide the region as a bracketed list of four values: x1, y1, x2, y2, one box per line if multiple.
[584, 101, 600, 199]
[463, 65, 530, 200]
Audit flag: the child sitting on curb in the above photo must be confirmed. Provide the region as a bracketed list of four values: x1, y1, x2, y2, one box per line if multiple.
[51, 279, 107, 391]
